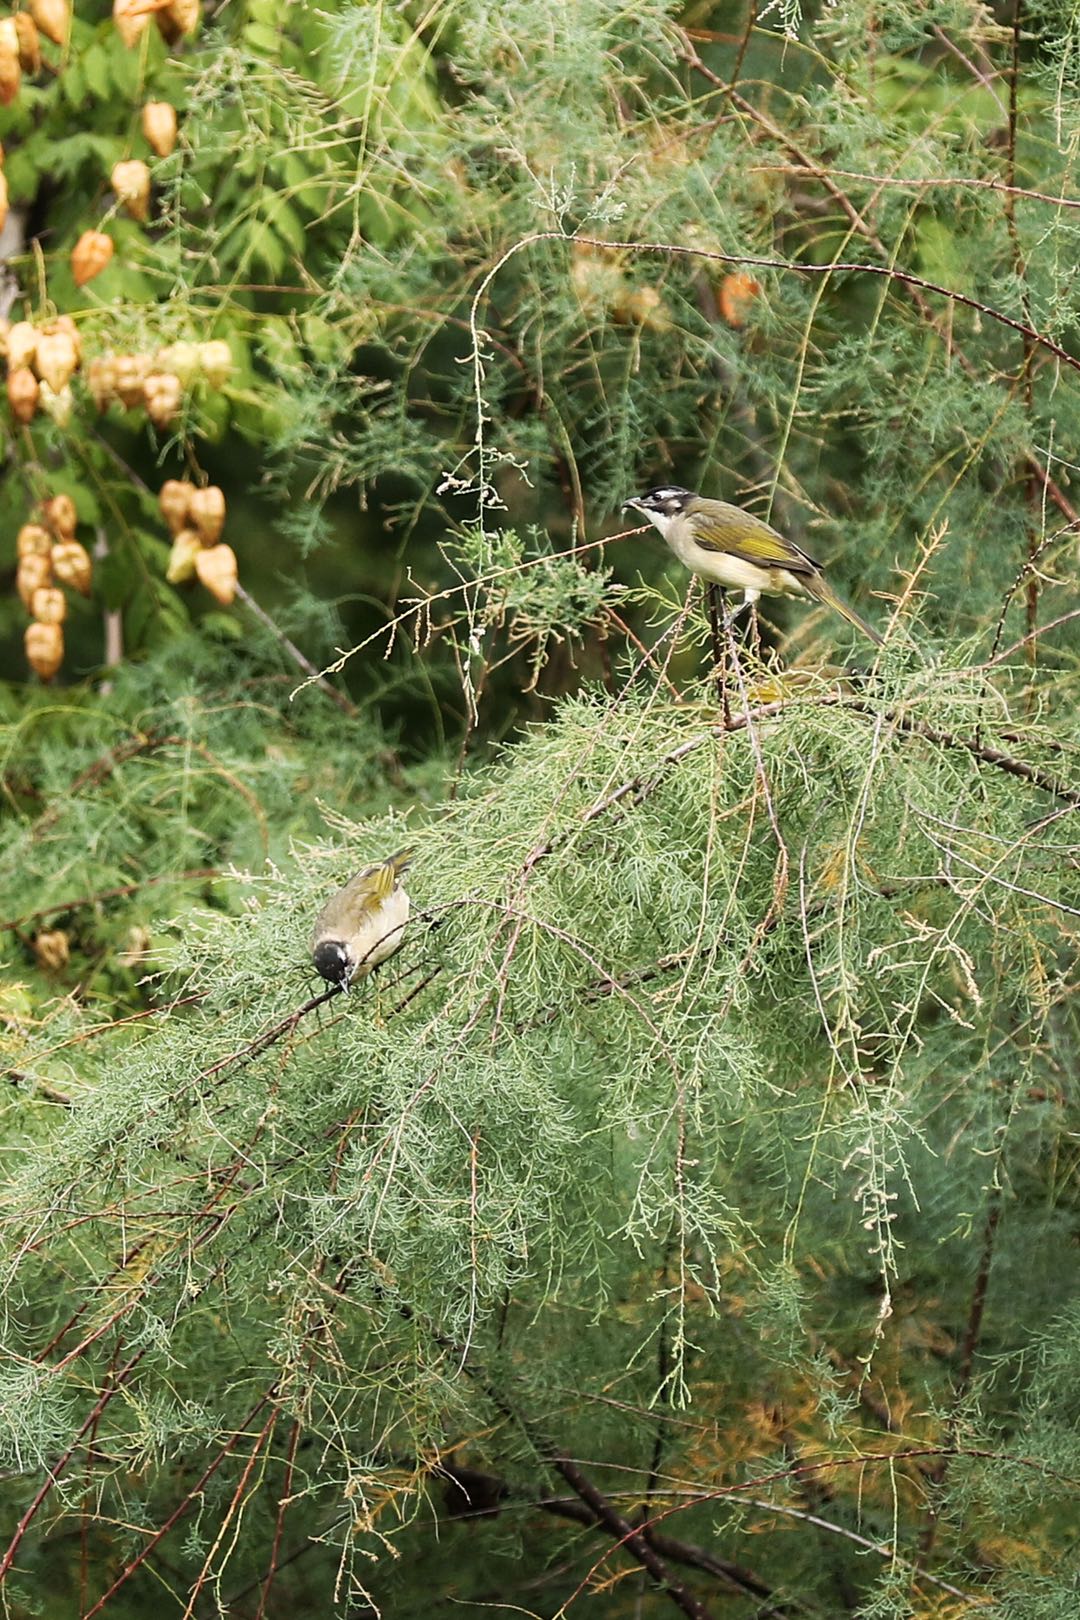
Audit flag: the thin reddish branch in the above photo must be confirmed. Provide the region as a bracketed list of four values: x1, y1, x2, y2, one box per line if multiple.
[181, 1405, 280, 1619]
[0, 1349, 146, 1584]
[79, 1387, 279, 1619]
[547, 1451, 714, 1620]
[672, 37, 1080, 524]
[573, 229, 1080, 376]
[255, 1416, 302, 1620]
[0, 870, 220, 933]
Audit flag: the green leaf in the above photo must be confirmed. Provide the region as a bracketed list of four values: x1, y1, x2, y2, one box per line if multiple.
[81, 43, 111, 101]
[246, 220, 287, 278]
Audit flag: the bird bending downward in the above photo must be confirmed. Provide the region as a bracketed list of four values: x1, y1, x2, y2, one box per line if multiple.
[311, 849, 412, 994]
[623, 485, 883, 646]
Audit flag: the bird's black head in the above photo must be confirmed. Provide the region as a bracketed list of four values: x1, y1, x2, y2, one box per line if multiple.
[623, 486, 694, 519]
[313, 938, 352, 993]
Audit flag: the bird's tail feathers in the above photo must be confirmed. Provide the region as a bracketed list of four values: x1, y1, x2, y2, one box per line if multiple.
[385, 846, 414, 883]
[357, 847, 413, 902]
[808, 577, 883, 646]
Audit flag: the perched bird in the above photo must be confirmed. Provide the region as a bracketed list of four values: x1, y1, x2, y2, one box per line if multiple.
[311, 849, 412, 994]
[623, 485, 883, 646]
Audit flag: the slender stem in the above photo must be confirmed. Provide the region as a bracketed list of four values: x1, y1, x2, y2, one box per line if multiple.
[0, 1350, 146, 1583]
[234, 583, 358, 716]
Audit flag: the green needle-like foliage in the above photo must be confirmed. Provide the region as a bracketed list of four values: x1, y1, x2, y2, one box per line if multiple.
[0, 2, 1079, 1617]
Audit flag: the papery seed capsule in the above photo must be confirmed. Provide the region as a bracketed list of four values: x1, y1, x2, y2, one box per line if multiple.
[17, 551, 52, 608]
[155, 340, 198, 385]
[612, 284, 670, 332]
[31, 0, 69, 43]
[17, 523, 51, 560]
[87, 355, 118, 410]
[111, 158, 151, 222]
[31, 585, 66, 624]
[8, 366, 39, 423]
[0, 21, 21, 105]
[113, 0, 152, 48]
[34, 331, 78, 392]
[156, 0, 198, 44]
[189, 484, 226, 543]
[143, 371, 183, 427]
[198, 339, 232, 388]
[52, 314, 83, 364]
[38, 379, 74, 428]
[43, 493, 77, 537]
[51, 539, 93, 595]
[165, 527, 202, 583]
[6, 320, 37, 370]
[71, 230, 113, 286]
[194, 542, 238, 605]
[114, 352, 152, 407]
[14, 14, 41, 71]
[142, 100, 177, 158]
[32, 923, 69, 963]
[159, 478, 194, 534]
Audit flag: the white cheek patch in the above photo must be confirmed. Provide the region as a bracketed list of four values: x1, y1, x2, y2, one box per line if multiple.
[640, 507, 675, 538]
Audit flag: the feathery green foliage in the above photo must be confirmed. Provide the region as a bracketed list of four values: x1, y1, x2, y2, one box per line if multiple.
[1, 1, 1079, 1616]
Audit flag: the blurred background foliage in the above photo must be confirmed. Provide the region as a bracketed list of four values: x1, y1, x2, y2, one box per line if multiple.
[1, 0, 1080, 1615]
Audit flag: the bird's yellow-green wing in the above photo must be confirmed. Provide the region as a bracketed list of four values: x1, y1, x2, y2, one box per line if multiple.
[340, 848, 413, 914]
[692, 505, 820, 575]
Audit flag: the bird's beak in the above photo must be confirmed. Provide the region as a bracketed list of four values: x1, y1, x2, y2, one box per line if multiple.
[622, 497, 644, 515]
[338, 978, 350, 995]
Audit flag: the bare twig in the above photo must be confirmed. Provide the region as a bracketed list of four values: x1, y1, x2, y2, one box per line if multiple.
[78, 1387, 280, 1618]
[234, 583, 358, 716]
[0, 1349, 146, 1583]
[0, 869, 220, 933]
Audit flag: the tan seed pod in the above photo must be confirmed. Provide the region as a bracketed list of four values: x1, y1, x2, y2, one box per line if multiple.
[189, 484, 226, 543]
[194, 542, 237, 606]
[31, 923, 69, 965]
[51, 314, 82, 364]
[612, 284, 670, 332]
[198, 339, 232, 388]
[144, 371, 182, 427]
[34, 331, 78, 393]
[7, 320, 37, 370]
[30, 0, 69, 45]
[51, 539, 93, 595]
[158, 478, 194, 533]
[87, 355, 118, 410]
[14, 13, 40, 71]
[156, 0, 198, 43]
[111, 158, 151, 222]
[31, 585, 66, 624]
[155, 340, 198, 385]
[71, 230, 113, 287]
[43, 493, 77, 538]
[142, 100, 177, 158]
[0, 19, 20, 104]
[114, 352, 152, 407]
[38, 379, 73, 428]
[17, 523, 51, 560]
[113, 0, 153, 47]
[117, 923, 153, 968]
[165, 526, 202, 584]
[7, 366, 39, 423]
[0, 55, 20, 107]
[17, 552, 52, 608]
[0, 168, 8, 235]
